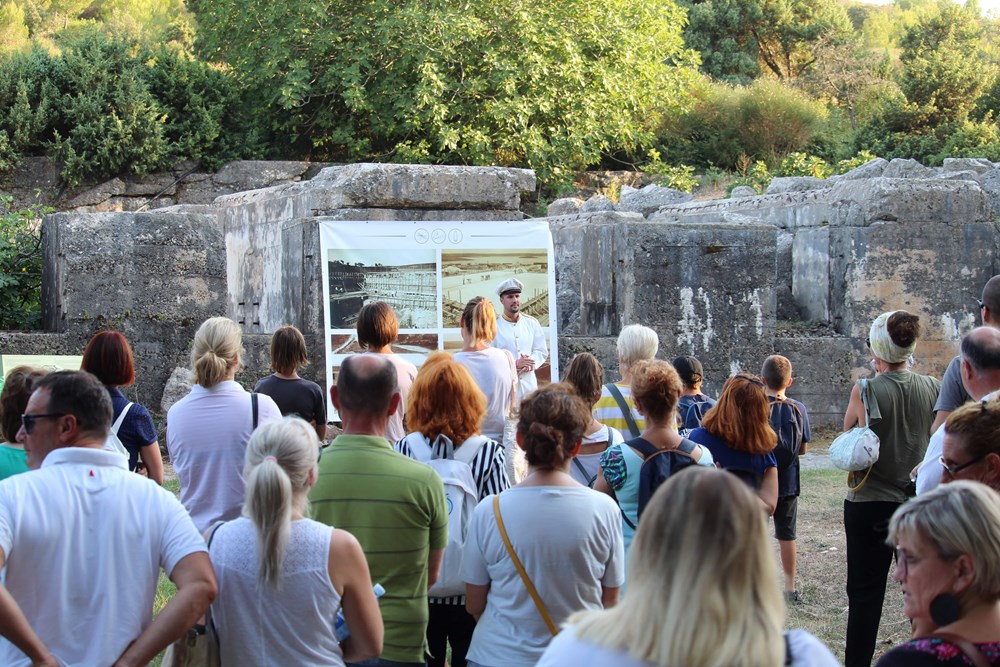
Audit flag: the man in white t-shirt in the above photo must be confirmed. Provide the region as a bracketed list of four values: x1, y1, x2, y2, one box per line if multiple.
[0, 371, 215, 667]
[492, 278, 548, 402]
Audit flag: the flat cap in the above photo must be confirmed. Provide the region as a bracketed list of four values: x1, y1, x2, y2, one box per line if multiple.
[496, 278, 524, 296]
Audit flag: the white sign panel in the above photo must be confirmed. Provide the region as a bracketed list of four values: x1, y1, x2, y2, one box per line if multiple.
[319, 219, 558, 421]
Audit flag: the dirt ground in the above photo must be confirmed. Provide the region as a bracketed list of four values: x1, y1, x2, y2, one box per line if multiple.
[787, 432, 911, 665]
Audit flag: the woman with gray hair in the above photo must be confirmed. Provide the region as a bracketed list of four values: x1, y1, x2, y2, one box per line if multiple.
[841, 310, 940, 667]
[876, 481, 1000, 665]
[209, 417, 384, 665]
[593, 324, 659, 438]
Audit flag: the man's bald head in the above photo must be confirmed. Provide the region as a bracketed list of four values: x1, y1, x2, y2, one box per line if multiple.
[961, 327, 1000, 373]
[336, 354, 398, 417]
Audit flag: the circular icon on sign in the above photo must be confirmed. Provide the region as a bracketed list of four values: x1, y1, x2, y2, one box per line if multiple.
[414, 229, 429, 244]
[448, 229, 463, 244]
[431, 228, 446, 244]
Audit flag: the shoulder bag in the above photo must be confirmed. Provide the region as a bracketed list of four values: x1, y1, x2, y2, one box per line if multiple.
[830, 378, 880, 489]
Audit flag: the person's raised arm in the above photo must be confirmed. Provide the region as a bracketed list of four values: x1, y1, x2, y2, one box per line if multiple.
[112, 552, 216, 667]
[329, 529, 383, 663]
[843, 383, 864, 431]
[0, 549, 59, 667]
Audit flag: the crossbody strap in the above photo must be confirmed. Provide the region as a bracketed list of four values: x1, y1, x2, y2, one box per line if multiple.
[492, 496, 558, 636]
[251, 392, 259, 429]
[111, 402, 132, 435]
[605, 383, 640, 438]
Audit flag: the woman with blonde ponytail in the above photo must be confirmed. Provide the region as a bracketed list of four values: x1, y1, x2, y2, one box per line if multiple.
[537, 467, 838, 667]
[209, 417, 383, 665]
[167, 317, 282, 533]
[463, 384, 624, 667]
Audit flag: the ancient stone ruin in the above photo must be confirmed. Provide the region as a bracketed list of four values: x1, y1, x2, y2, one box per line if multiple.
[2, 157, 998, 430]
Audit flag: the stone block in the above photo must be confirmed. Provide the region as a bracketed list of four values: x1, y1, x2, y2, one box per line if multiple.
[775, 230, 796, 321]
[765, 177, 826, 194]
[125, 173, 179, 197]
[936, 170, 981, 182]
[828, 157, 888, 182]
[828, 177, 990, 226]
[980, 168, 1000, 220]
[792, 227, 831, 322]
[160, 367, 194, 414]
[309, 163, 535, 210]
[315, 208, 521, 221]
[212, 160, 311, 189]
[547, 198, 584, 216]
[581, 194, 615, 213]
[618, 184, 693, 216]
[882, 158, 933, 179]
[65, 178, 126, 208]
[650, 188, 836, 230]
[729, 185, 758, 198]
[771, 336, 856, 428]
[943, 157, 995, 175]
[556, 337, 623, 384]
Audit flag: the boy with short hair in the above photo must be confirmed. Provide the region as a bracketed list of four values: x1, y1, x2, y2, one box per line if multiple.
[761, 354, 811, 602]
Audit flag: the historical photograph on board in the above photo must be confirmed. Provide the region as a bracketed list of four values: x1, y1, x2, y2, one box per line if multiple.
[330, 333, 438, 356]
[440, 249, 549, 328]
[327, 249, 437, 329]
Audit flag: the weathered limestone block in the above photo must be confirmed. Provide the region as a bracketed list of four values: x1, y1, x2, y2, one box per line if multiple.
[772, 336, 856, 427]
[828, 221, 995, 345]
[546, 198, 584, 216]
[775, 230, 796, 321]
[160, 367, 194, 414]
[581, 194, 615, 212]
[650, 188, 836, 230]
[792, 227, 831, 322]
[828, 177, 990, 226]
[314, 208, 521, 221]
[618, 184, 693, 216]
[937, 170, 981, 182]
[882, 158, 933, 179]
[213, 160, 311, 189]
[308, 163, 535, 210]
[980, 168, 1000, 220]
[125, 173, 179, 197]
[766, 177, 826, 194]
[828, 157, 888, 182]
[729, 185, 758, 198]
[65, 178, 126, 208]
[943, 157, 995, 175]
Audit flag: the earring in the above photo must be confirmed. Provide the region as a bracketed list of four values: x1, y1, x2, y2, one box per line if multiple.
[930, 593, 961, 627]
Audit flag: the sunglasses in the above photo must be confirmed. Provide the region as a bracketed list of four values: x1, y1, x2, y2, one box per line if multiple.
[20, 413, 66, 434]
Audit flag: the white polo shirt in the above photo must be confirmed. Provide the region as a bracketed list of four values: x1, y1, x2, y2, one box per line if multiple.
[492, 314, 547, 402]
[0, 447, 206, 667]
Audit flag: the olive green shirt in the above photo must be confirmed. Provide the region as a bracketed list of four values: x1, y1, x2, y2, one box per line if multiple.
[309, 434, 448, 663]
[847, 370, 940, 503]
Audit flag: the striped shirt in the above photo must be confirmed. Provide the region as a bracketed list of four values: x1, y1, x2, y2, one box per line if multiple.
[309, 434, 448, 663]
[593, 383, 645, 438]
[395, 432, 510, 605]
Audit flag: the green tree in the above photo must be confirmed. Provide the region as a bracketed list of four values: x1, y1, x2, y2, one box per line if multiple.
[191, 0, 701, 186]
[682, 0, 853, 83]
[0, 1, 30, 52]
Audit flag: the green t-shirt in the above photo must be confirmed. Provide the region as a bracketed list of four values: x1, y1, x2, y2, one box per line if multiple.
[0, 443, 28, 481]
[309, 434, 448, 663]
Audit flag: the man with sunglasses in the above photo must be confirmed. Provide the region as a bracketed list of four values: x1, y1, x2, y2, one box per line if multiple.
[0, 370, 215, 667]
[915, 326, 1000, 494]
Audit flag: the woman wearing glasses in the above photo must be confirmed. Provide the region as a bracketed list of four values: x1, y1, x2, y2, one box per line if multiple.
[841, 310, 940, 667]
[876, 481, 1000, 666]
[687, 373, 779, 515]
[940, 400, 1000, 492]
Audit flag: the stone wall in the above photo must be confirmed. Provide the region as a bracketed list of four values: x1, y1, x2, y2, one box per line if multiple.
[4, 157, 1000, 429]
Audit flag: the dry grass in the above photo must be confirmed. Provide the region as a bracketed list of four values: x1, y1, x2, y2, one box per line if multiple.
[786, 436, 911, 664]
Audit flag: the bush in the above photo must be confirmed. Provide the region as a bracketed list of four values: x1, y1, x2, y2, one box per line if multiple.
[776, 153, 832, 179]
[0, 195, 48, 330]
[657, 78, 831, 170]
[641, 153, 698, 192]
[0, 30, 260, 186]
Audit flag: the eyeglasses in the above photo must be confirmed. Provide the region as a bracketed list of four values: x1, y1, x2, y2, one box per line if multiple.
[978, 298, 985, 309]
[20, 413, 67, 434]
[865, 337, 871, 349]
[734, 373, 764, 387]
[939, 454, 987, 478]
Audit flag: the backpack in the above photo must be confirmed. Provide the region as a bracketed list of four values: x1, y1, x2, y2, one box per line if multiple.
[404, 432, 488, 597]
[768, 398, 805, 470]
[619, 437, 698, 528]
[678, 394, 716, 436]
[103, 402, 132, 460]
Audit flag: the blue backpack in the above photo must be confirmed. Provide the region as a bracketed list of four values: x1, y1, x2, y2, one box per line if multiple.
[618, 437, 698, 528]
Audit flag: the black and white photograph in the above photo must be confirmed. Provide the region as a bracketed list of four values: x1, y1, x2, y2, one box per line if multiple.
[327, 249, 437, 329]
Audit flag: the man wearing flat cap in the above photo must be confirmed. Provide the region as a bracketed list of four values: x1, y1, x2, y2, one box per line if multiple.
[492, 278, 548, 403]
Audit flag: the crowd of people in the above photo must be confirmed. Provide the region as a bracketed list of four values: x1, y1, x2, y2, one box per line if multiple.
[3, 274, 1000, 666]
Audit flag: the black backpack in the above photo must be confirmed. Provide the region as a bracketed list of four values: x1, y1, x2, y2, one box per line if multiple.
[618, 437, 698, 528]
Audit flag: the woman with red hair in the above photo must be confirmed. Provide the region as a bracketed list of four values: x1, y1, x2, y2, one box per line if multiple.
[687, 373, 779, 515]
[81, 330, 164, 484]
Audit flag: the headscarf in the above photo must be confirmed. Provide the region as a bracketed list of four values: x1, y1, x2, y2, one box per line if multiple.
[868, 311, 916, 364]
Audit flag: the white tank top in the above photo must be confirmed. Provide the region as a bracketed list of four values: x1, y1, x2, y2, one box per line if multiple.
[210, 517, 344, 666]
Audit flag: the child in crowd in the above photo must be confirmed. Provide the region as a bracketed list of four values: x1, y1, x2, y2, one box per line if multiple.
[761, 355, 811, 602]
[672, 355, 715, 434]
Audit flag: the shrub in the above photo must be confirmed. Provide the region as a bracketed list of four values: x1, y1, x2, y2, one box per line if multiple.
[776, 153, 832, 179]
[641, 152, 698, 192]
[0, 195, 49, 330]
